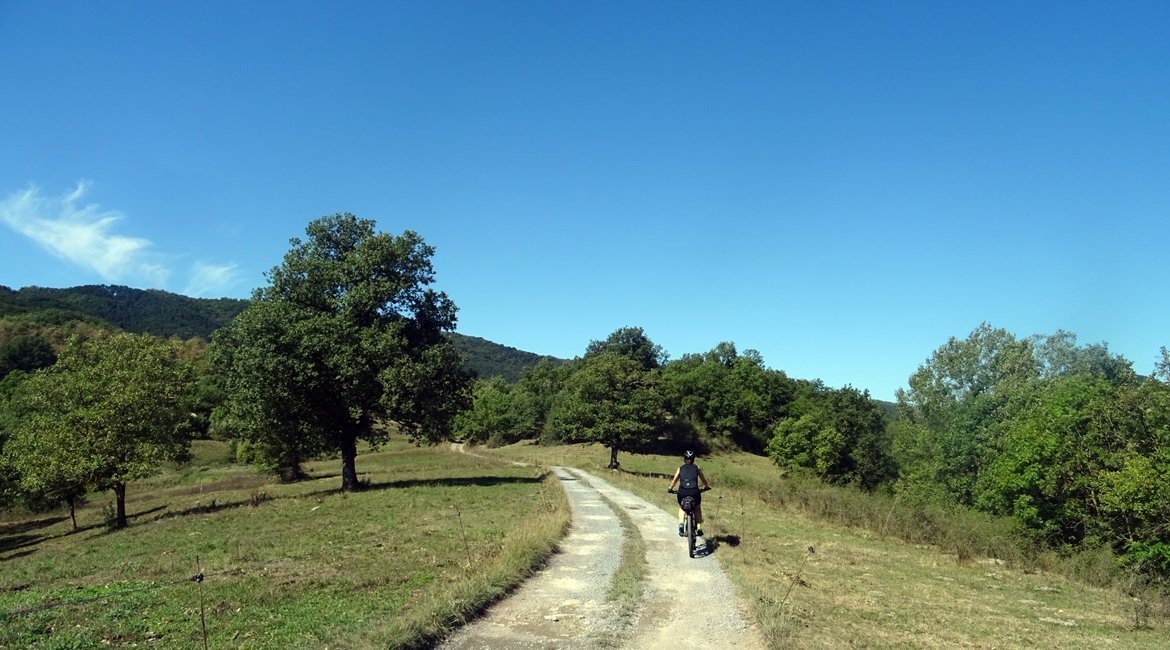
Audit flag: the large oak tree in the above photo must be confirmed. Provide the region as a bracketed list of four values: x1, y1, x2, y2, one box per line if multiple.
[213, 214, 471, 490]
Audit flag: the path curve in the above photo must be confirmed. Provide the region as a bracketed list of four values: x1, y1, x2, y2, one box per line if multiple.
[440, 457, 762, 649]
[440, 467, 625, 648]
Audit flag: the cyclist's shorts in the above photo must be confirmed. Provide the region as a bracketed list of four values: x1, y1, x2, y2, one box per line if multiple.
[676, 487, 701, 511]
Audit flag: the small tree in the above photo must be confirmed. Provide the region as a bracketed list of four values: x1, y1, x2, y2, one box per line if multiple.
[454, 377, 516, 445]
[660, 343, 799, 452]
[549, 352, 662, 468]
[517, 357, 577, 443]
[2, 333, 194, 529]
[894, 323, 1037, 504]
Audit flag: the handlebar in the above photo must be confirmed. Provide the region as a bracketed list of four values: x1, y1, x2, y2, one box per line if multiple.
[667, 487, 712, 494]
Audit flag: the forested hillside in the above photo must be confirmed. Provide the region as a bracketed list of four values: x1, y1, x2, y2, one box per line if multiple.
[0, 285, 561, 381]
[448, 333, 564, 382]
[0, 285, 247, 340]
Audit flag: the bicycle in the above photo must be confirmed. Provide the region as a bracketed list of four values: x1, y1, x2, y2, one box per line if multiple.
[668, 486, 711, 558]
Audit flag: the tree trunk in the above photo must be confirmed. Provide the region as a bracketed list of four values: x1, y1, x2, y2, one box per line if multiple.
[340, 435, 360, 491]
[608, 445, 620, 469]
[113, 483, 128, 529]
[67, 495, 78, 530]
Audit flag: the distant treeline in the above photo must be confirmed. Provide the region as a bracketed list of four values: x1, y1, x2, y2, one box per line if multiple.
[454, 323, 1170, 584]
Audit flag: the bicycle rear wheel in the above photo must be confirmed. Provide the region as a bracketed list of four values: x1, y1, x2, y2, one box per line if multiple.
[687, 513, 696, 557]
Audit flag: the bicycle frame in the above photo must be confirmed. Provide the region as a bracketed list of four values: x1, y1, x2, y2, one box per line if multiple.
[671, 488, 708, 558]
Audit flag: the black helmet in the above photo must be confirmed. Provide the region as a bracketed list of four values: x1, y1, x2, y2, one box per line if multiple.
[683, 450, 696, 460]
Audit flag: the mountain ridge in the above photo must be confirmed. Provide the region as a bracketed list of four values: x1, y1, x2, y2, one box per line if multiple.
[0, 284, 560, 381]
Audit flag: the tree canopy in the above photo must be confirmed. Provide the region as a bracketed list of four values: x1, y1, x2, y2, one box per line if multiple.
[1, 333, 195, 528]
[0, 284, 247, 340]
[0, 334, 56, 377]
[549, 351, 663, 468]
[660, 342, 799, 452]
[212, 214, 471, 490]
[892, 323, 1169, 577]
[768, 384, 894, 490]
[584, 326, 667, 370]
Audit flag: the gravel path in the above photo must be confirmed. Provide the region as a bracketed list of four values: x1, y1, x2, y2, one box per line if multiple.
[440, 466, 625, 649]
[440, 462, 763, 649]
[573, 469, 763, 650]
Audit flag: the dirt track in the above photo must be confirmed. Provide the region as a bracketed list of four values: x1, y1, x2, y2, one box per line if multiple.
[440, 462, 763, 649]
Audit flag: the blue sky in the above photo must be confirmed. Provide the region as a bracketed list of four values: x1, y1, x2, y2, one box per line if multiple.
[2, 1, 1167, 401]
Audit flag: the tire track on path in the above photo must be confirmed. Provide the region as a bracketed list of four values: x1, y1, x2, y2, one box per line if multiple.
[571, 470, 764, 650]
[441, 447, 763, 649]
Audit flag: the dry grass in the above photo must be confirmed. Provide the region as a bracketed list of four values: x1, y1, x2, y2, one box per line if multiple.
[483, 441, 1170, 649]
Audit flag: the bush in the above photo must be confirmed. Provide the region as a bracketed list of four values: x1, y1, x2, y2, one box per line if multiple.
[1124, 541, 1170, 587]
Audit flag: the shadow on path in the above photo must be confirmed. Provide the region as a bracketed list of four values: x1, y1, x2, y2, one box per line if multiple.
[689, 533, 741, 558]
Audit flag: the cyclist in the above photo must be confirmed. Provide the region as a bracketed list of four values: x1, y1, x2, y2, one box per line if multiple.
[667, 450, 710, 537]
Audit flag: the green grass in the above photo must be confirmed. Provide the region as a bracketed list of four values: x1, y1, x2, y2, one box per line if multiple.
[10, 437, 1168, 648]
[483, 441, 1170, 649]
[0, 438, 569, 649]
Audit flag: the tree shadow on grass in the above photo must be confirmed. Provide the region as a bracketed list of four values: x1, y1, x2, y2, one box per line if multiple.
[128, 505, 169, 521]
[614, 468, 673, 480]
[151, 499, 254, 522]
[0, 533, 43, 557]
[372, 471, 550, 490]
[74, 504, 173, 538]
[0, 516, 67, 536]
[1, 516, 76, 560]
[1, 548, 36, 562]
[301, 472, 551, 498]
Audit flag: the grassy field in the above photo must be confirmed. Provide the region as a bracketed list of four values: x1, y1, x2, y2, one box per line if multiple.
[7, 438, 1169, 649]
[0, 438, 569, 649]
[482, 441, 1170, 649]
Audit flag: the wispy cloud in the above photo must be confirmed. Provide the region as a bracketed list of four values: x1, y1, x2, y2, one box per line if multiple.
[0, 181, 241, 296]
[184, 261, 241, 298]
[1, 180, 169, 285]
